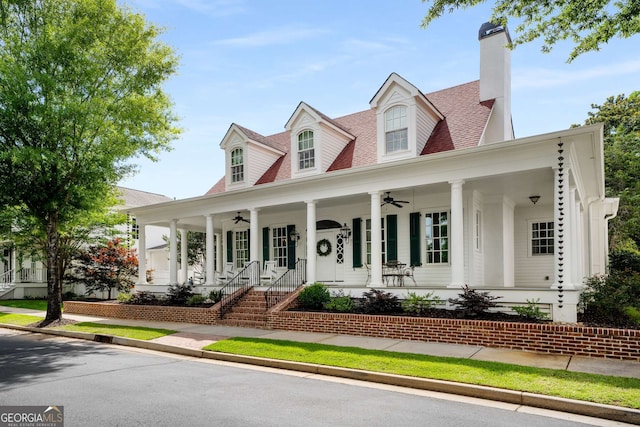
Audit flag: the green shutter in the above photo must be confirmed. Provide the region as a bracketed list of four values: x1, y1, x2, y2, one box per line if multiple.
[262, 227, 270, 263]
[352, 218, 362, 268]
[226, 230, 233, 263]
[410, 212, 422, 266]
[286, 224, 296, 269]
[387, 214, 398, 262]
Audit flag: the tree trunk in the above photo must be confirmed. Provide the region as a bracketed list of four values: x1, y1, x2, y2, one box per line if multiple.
[44, 211, 62, 322]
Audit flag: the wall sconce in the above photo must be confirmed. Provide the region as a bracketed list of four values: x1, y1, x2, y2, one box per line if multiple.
[529, 195, 541, 205]
[289, 228, 300, 243]
[339, 223, 352, 243]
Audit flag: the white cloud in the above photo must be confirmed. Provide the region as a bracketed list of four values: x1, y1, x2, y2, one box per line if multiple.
[214, 25, 330, 48]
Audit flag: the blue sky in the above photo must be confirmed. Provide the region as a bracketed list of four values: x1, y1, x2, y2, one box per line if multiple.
[119, 0, 640, 200]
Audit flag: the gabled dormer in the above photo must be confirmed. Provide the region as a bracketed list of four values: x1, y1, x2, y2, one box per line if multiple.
[370, 73, 444, 163]
[220, 123, 285, 190]
[285, 102, 355, 179]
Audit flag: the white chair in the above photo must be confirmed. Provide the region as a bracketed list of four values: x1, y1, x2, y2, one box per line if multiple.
[403, 265, 417, 286]
[364, 263, 371, 285]
[260, 260, 278, 284]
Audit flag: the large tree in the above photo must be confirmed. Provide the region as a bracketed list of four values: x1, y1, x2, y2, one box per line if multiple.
[583, 92, 640, 248]
[0, 0, 180, 323]
[420, 0, 640, 62]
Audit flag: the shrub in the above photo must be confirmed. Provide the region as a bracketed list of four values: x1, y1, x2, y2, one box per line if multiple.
[166, 282, 194, 305]
[401, 291, 441, 315]
[208, 289, 224, 304]
[323, 291, 355, 313]
[116, 292, 134, 304]
[129, 291, 161, 305]
[448, 285, 501, 317]
[609, 243, 640, 273]
[580, 273, 640, 327]
[624, 306, 640, 325]
[298, 283, 330, 309]
[63, 291, 78, 301]
[186, 295, 206, 306]
[360, 289, 400, 314]
[511, 298, 549, 321]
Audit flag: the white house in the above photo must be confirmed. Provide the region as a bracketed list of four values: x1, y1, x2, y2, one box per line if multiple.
[127, 23, 618, 322]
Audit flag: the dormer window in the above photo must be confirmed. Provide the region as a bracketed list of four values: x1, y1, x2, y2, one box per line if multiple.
[231, 148, 244, 183]
[385, 106, 408, 153]
[298, 130, 315, 170]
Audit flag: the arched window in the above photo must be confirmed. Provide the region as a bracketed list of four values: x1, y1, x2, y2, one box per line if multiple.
[385, 106, 407, 153]
[297, 130, 315, 170]
[231, 148, 244, 183]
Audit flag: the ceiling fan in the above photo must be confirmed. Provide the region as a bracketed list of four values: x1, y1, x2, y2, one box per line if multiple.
[233, 212, 249, 224]
[381, 192, 410, 208]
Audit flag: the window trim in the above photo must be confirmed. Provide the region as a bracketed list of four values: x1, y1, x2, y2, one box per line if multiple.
[230, 147, 244, 183]
[297, 129, 315, 171]
[384, 105, 408, 154]
[271, 226, 289, 268]
[529, 219, 555, 257]
[424, 210, 450, 265]
[234, 229, 249, 269]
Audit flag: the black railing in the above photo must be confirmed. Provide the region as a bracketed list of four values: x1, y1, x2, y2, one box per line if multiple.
[218, 261, 260, 319]
[265, 258, 307, 309]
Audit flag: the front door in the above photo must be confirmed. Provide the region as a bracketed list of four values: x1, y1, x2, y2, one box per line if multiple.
[316, 230, 345, 282]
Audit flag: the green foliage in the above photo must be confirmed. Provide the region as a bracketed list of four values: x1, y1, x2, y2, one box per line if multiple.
[609, 244, 640, 273]
[70, 238, 138, 300]
[116, 292, 134, 304]
[581, 273, 640, 327]
[166, 282, 194, 305]
[323, 291, 355, 313]
[401, 291, 441, 315]
[186, 295, 206, 306]
[420, 0, 640, 62]
[511, 299, 549, 321]
[129, 291, 161, 305]
[624, 306, 640, 325]
[360, 289, 401, 314]
[0, 0, 180, 321]
[163, 231, 206, 266]
[298, 283, 330, 309]
[208, 289, 224, 304]
[448, 285, 502, 317]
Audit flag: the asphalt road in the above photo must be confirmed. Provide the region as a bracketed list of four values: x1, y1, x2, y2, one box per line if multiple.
[0, 329, 614, 427]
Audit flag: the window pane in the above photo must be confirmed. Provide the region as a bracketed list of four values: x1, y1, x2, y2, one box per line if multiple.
[425, 211, 449, 264]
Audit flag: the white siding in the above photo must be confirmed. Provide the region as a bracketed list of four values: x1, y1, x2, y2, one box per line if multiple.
[246, 144, 281, 186]
[514, 205, 555, 287]
[320, 125, 350, 172]
[416, 105, 439, 155]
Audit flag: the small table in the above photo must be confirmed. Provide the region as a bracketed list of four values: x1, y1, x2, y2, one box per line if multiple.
[383, 262, 406, 287]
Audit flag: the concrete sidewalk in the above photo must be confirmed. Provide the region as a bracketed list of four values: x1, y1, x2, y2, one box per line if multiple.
[2, 305, 639, 380]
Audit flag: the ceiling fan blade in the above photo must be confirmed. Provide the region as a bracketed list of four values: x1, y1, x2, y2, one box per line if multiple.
[392, 201, 403, 208]
[242, 218, 249, 223]
[397, 200, 410, 204]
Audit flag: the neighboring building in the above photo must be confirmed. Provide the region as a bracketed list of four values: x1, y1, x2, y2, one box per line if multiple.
[0, 186, 171, 299]
[126, 23, 618, 322]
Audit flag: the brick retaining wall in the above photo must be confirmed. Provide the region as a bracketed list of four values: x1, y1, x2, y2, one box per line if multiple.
[64, 301, 220, 325]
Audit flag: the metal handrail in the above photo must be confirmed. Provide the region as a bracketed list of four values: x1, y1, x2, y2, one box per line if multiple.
[265, 258, 307, 310]
[218, 260, 260, 318]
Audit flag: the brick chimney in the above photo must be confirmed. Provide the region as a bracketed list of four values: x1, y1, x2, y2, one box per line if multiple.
[479, 22, 513, 143]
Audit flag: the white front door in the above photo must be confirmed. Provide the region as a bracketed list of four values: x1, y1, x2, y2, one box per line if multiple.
[316, 230, 345, 282]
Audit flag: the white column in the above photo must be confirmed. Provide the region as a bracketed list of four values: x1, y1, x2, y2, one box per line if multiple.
[306, 200, 317, 284]
[180, 229, 188, 284]
[169, 219, 178, 284]
[553, 167, 574, 290]
[448, 180, 465, 288]
[369, 191, 383, 287]
[205, 214, 215, 286]
[136, 224, 147, 285]
[569, 188, 579, 286]
[215, 233, 221, 273]
[502, 197, 515, 287]
[249, 208, 260, 285]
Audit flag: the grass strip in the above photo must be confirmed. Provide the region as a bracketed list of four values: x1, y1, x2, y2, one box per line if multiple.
[56, 322, 176, 340]
[0, 299, 48, 311]
[205, 337, 640, 409]
[0, 312, 44, 326]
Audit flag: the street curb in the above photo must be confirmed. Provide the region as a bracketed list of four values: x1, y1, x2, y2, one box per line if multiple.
[2, 323, 639, 425]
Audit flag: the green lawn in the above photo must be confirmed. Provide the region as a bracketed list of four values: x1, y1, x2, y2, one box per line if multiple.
[56, 322, 176, 340]
[0, 312, 44, 325]
[0, 299, 49, 311]
[205, 337, 640, 409]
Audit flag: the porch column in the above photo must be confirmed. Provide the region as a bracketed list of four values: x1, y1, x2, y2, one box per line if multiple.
[169, 219, 178, 284]
[369, 191, 383, 287]
[448, 180, 465, 288]
[136, 224, 147, 285]
[502, 197, 515, 287]
[180, 228, 188, 284]
[553, 167, 574, 290]
[250, 208, 260, 285]
[306, 200, 317, 284]
[205, 214, 215, 286]
[215, 233, 222, 273]
[569, 188, 580, 286]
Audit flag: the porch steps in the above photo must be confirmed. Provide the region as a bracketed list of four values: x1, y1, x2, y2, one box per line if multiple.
[219, 289, 268, 328]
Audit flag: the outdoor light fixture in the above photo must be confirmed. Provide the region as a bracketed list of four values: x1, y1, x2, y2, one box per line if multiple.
[289, 228, 300, 243]
[529, 195, 541, 205]
[339, 223, 352, 243]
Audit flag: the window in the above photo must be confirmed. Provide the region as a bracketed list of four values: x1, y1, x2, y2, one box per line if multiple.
[365, 218, 386, 264]
[272, 226, 288, 268]
[234, 230, 248, 268]
[231, 148, 244, 183]
[385, 106, 407, 153]
[298, 130, 315, 170]
[531, 221, 554, 255]
[425, 212, 448, 264]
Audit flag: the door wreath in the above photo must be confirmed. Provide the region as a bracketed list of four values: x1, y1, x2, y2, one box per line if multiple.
[316, 238, 332, 256]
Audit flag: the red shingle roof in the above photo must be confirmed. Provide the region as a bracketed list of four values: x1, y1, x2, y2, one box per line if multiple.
[206, 79, 493, 195]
